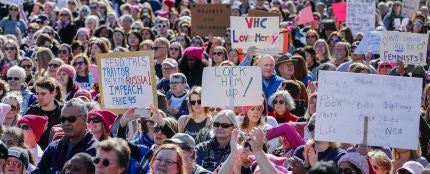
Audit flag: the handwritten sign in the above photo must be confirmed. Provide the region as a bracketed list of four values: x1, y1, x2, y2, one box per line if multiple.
[402, 0, 420, 18]
[297, 6, 313, 25]
[248, 9, 281, 23]
[97, 51, 157, 114]
[346, 0, 375, 35]
[332, 2, 346, 22]
[354, 31, 381, 54]
[316, 71, 422, 150]
[0, 0, 23, 6]
[191, 4, 231, 36]
[231, 16, 282, 55]
[201, 66, 262, 107]
[380, 31, 428, 65]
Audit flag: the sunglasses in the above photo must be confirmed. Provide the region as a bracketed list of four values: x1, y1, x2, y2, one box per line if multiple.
[273, 100, 285, 105]
[90, 6, 98, 9]
[154, 126, 162, 133]
[189, 100, 201, 105]
[87, 117, 102, 123]
[131, 27, 141, 30]
[60, 115, 81, 123]
[7, 77, 20, 81]
[93, 157, 113, 167]
[73, 61, 85, 66]
[18, 124, 31, 130]
[308, 124, 315, 132]
[9, 105, 18, 111]
[158, 24, 168, 28]
[380, 65, 392, 69]
[48, 63, 61, 68]
[9, 8, 18, 11]
[152, 46, 165, 51]
[5, 160, 22, 168]
[58, 50, 68, 54]
[213, 122, 233, 128]
[5, 47, 16, 51]
[28, 29, 36, 33]
[170, 47, 180, 51]
[306, 35, 317, 38]
[212, 52, 223, 56]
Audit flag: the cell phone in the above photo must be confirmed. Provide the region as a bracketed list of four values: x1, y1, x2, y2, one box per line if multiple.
[135, 108, 151, 119]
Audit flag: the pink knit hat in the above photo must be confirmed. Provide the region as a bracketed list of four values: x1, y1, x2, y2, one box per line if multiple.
[77, 28, 90, 38]
[338, 153, 370, 174]
[74, 89, 92, 101]
[57, 64, 76, 78]
[241, 104, 264, 116]
[88, 109, 118, 133]
[183, 47, 204, 60]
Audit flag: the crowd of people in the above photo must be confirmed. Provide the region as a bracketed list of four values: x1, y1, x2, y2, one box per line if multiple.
[0, 0, 428, 173]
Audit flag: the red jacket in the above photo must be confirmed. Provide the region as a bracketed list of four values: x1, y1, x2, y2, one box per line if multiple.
[269, 111, 298, 123]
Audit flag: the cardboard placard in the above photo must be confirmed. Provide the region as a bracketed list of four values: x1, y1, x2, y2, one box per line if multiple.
[346, 0, 375, 35]
[332, 2, 346, 22]
[201, 66, 262, 107]
[380, 31, 428, 65]
[231, 16, 283, 55]
[316, 71, 422, 150]
[96, 51, 157, 114]
[402, 0, 420, 18]
[354, 31, 381, 54]
[0, 0, 23, 6]
[297, 6, 313, 25]
[191, 4, 231, 36]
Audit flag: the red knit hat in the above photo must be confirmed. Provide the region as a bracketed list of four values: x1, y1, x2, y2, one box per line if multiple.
[163, 0, 174, 8]
[74, 89, 92, 101]
[87, 109, 118, 133]
[17, 115, 48, 142]
[183, 47, 204, 60]
[57, 64, 76, 78]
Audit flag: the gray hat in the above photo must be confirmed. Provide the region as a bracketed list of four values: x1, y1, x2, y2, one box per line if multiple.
[162, 58, 178, 68]
[164, 133, 196, 147]
[8, 147, 29, 169]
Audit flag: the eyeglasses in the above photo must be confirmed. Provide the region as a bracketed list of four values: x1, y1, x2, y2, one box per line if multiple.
[213, 122, 233, 128]
[7, 77, 20, 81]
[169, 81, 183, 85]
[87, 117, 102, 123]
[155, 158, 177, 166]
[273, 100, 285, 105]
[73, 61, 85, 66]
[152, 46, 166, 51]
[5, 160, 22, 168]
[9, 104, 18, 111]
[18, 124, 31, 130]
[212, 52, 223, 56]
[338, 167, 357, 174]
[93, 157, 114, 167]
[189, 100, 201, 105]
[306, 35, 317, 39]
[5, 47, 16, 51]
[307, 124, 315, 132]
[58, 49, 68, 54]
[170, 47, 180, 51]
[59, 115, 81, 123]
[154, 126, 162, 133]
[48, 63, 61, 68]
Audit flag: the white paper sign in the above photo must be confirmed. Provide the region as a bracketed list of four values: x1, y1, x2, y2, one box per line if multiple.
[346, 0, 375, 35]
[0, 0, 23, 6]
[402, 0, 420, 18]
[201, 66, 263, 107]
[231, 16, 282, 56]
[315, 71, 422, 150]
[380, 31, 428, 65]
[354, 31, 381, 54]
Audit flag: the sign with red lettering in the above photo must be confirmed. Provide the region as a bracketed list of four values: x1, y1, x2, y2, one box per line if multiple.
[380, 31, 428, 65]
[191, 4, 231, 36]
[96, 51, 157, 114]
[230, 16, 283, 56]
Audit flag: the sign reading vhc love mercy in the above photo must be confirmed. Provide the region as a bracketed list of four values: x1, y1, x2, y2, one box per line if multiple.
[231, 16, 282, 56]
[201, 66, 262, 108]
[97, 51, 158, 114]
[380, 31, 428, 65]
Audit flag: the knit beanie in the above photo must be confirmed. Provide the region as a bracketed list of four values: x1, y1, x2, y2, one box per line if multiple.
[338, 152, 369, 174]
[74, 89, 92, 101]
[241, 104, 264, 117]
[183, 47, 204, 60]
[17, 115, 49, 142]
[57, 64, 76, 78]
[0, 103, 11, 125]
[8, 147, 29, 169]
[77, 28, 90, 38]
[88, 109, 118, 133]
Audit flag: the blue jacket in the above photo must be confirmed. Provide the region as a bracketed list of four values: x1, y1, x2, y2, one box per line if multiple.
[32, 132, 98, 174]
[263, 74, 285, 111]
[20, 85, 37, 115]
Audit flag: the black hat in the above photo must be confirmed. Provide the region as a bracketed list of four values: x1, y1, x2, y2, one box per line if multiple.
[36, 14, 48, 22]
[8, 147, 29, 169]
[0, 141, 7, 159]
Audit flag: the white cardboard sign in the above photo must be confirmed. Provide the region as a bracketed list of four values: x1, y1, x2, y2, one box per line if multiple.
[380, 31, 428, 65]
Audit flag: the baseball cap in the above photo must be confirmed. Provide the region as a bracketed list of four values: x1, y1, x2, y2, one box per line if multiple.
[164, 133, 195, 147]
[162, 58, 178, 68]
[397, 161, 424, 174]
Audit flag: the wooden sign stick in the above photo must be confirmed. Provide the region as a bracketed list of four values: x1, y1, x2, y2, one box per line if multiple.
[362, 116, 369, 145]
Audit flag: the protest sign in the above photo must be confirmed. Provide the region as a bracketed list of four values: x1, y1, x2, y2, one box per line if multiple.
[201, 66, 262, 108]
[97, 51, 157, 114]
[296, 6, 313, 25]
[248, 9, 281, 23]
[0, 0, 23, 6]
[380, 31, 428, 65]
[332, 2, 346, 22]
[316, 71, 422, 150]
[354, 31, 381, 54]
[231, 16, 283, 55]
[402, 0, 420, 18]
[191, 4, 231, 36]
[346, 0, 375, 35]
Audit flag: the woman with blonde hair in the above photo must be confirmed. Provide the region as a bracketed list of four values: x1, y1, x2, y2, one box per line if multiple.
[34, 47, 55, 80]
[150, 143, 186, 174]
[391, 146, 428, 172]
[0, 39, 21, 80]
[178, 86, 211, 143]
[369, 150, 392, 174]
[314, 39, 332, 63]
[55, 8, 77, 44]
